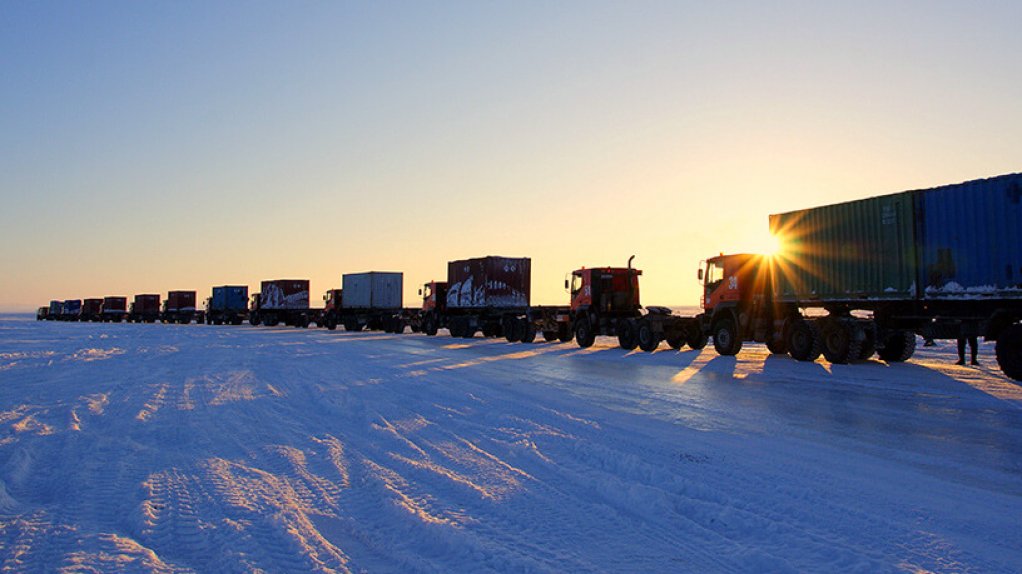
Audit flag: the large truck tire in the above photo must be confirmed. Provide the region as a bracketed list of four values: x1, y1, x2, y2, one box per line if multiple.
[575, 317, 596, 348]
[787, 320, 822, 362]
[712, 316, 742, 356]
[686, 324, 708, 350]
[521, 321, 537, 343]
[423, 315, 438, 336]
[995, 324, 1022, 381]
[542, 330, 558, 342]
[822, 322, 862, 365]
[665, 332, 686, 351]
[637, 320, 661, 353]
[877, 330, 916, 362]
[617, 319, 638, 350]
[557, 323, 573, 343]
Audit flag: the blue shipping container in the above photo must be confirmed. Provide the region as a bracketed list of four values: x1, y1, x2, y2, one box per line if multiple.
[62, 300, 82, 315]
[211, 286, 249, 311]
[916, 173, 1022, 299]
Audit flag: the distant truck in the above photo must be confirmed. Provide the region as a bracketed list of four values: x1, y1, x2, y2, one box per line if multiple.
[59, 300, 81, 321]
[47, 300, 62, 320]
[161, 291, 198, 324]
[101, 297, 127, 322]
[205, 285, 249, 325]
[321, 272, 404, 332]
[80, 298, 104, 322]
[419, 256, 568, 340]
[250, 280, 316, 327]
[128, 294, 161, 323]
[36, 307, 48, 320]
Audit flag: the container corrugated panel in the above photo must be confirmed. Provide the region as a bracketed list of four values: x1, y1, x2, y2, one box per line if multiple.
[260, 280, 309, 310]
[341, 272, 403, 310]
[211, 286, 249, 311]
[446, 256, 531, 308]
[769, 191, 916, 303]
[166, 291, 197, 312]
[916, 173, 1022, 299]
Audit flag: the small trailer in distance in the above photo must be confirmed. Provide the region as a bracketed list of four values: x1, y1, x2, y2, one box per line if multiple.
[206, 286, 249, 325]
[80, 298, 104, 322]
[101, 297, 127, 322]
[161, 291, 198, 324]
[250, 280, 315, 327]
[321, 272, 404, 332]
[128, 294, 161, 323]
[59, 300, 81, 321]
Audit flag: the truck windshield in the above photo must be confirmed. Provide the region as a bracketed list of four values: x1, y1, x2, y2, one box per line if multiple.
[570, 272, 583, 295]
[706, 261, 725, 291]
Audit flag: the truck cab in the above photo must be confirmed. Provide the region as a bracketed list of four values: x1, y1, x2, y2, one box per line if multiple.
[569, 266, 641, 316]
[420, 281, 448, 313]
[700, 253, 770, 312]
[321, 289, 342, 329]
[699, 253, 783, 355]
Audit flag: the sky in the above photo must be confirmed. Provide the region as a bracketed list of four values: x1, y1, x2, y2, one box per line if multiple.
[2, 1, 1021, 311]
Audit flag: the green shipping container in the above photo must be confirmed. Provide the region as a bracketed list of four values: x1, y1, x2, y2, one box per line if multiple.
[769, 191, 917, 304]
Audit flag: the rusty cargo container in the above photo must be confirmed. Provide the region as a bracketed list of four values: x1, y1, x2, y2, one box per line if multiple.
[446, 256, 530, 309]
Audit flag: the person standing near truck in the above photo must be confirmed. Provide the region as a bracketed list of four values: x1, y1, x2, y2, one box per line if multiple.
[956, 321, 979, 366]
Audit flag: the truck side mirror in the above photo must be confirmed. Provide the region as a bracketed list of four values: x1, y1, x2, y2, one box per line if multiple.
[697, 268, 704, 281]
[418, 288, 422, 296]
[564, 279, 569, 290]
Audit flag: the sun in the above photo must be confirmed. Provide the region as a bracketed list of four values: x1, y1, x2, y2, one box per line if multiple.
[761, 232, 784, 257]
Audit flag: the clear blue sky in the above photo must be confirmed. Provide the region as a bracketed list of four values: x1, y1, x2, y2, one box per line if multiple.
[2, 1, 1020, 311]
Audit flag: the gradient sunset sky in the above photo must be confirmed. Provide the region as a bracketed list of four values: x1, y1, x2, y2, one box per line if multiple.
[2, 1, 1020, 311]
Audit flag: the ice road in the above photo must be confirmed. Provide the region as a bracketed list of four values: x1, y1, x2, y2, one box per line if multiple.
[1, 316, 1020, 572]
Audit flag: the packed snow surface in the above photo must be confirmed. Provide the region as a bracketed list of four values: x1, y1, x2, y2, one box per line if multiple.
[1, 315, 1021, 572]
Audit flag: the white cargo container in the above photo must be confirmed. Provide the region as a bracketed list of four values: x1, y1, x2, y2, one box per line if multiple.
[341, 272, 403, 310]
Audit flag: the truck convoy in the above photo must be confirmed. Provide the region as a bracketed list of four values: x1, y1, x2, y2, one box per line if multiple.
[205, 286, 249, 325]
[34, 173, 1022, 381]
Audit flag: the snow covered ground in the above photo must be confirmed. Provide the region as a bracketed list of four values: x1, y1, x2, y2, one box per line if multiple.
[1, 314, 1020, 573]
